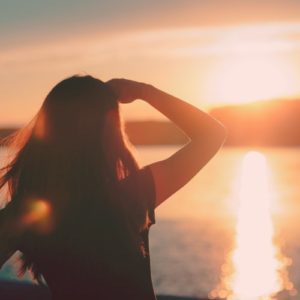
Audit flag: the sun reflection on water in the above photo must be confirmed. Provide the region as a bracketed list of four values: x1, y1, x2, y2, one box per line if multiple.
[210, 151, 296, 300]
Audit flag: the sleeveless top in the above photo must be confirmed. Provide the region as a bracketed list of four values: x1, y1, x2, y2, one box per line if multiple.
[0, 166, 157, 300]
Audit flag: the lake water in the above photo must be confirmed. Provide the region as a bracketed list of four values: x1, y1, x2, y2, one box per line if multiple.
[1, 146, 300, 299]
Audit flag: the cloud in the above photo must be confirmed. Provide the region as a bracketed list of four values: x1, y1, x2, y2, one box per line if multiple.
[2, 22, 300, 69]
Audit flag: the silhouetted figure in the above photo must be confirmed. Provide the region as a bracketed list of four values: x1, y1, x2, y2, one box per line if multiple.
[0, 76, 226, 299]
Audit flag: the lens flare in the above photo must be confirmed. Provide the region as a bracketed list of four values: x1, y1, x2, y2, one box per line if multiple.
[210, 151, 295, 300]
[21, 199, 53, 233]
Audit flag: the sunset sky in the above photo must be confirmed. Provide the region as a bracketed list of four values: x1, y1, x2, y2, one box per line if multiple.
[2, 0, 300, 126]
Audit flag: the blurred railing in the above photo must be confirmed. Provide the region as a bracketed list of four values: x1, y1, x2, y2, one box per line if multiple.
[0, 280, 212, 300]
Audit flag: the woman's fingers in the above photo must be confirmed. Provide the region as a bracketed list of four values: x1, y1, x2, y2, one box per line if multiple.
[105, 79, 145, 103]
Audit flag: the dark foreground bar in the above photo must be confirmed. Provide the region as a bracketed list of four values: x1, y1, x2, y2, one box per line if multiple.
[0, 280, 212, 300]
[158, 297, 209, 300]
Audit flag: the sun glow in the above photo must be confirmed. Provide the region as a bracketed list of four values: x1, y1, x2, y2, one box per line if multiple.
[211, 57, 297, 105]
[210, 151, 295, 300]
[206, 26, 299, 106]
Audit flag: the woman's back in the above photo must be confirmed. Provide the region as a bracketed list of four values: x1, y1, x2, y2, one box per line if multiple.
[17, 166, 156, 300]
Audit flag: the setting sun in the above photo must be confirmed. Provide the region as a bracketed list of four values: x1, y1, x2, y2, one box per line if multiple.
[205, 25, 299, 106]
[211, 56, 297, 105]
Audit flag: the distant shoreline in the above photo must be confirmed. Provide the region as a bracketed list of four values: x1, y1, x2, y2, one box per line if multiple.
[3, 97, 300, 147]
[1, 118, 300, 147]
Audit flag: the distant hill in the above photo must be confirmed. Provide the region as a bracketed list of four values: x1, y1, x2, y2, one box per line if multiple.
[125, 121, 187, 145]
[211, 99, 300, 146]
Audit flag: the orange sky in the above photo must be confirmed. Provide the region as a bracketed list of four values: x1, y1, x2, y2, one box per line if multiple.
[2, 1, 300, 126]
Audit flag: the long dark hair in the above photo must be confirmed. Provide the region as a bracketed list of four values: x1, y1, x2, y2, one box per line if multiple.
[0, 75, 148, 282]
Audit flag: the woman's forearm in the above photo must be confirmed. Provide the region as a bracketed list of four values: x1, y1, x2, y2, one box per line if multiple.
[141, 85, 226, 143]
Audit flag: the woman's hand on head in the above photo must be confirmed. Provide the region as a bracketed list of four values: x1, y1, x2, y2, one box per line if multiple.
[106, 78, 151, 103]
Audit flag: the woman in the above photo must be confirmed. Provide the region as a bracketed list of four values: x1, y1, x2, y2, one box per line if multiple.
[0, 75, 226, 299]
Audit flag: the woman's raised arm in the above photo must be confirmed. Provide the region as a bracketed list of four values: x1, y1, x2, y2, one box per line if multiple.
[107, 79, 227, 208]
